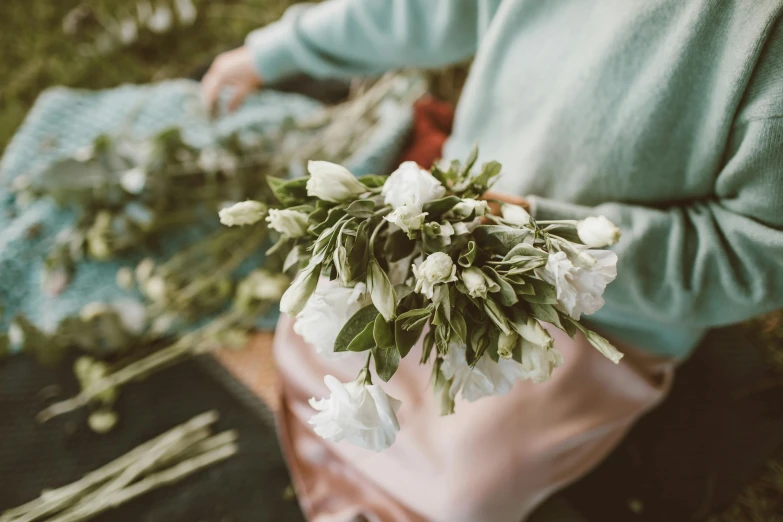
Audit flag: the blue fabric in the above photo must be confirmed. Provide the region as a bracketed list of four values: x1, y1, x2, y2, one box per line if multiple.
[0, 79, 414, 343]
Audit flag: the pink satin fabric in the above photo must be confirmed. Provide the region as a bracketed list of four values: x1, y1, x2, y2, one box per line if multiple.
[273, 314, 674, 522]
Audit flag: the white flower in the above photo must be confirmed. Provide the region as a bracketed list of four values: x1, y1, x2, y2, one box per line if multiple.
[501, 203, 531, 226]
[449, 198, 489, 219]
[266, 208, 309, 238]
[294, 280, 369, 355]
[116, 267, 134, 290]
[8, 321, 24, 353]
[120, 167, 146, 194]
[412, 252, 458, 299]
[174, 0, 197, 25]
[308, 374, 401, 452]
[306, 161, 367, 202]
[540, 250, 618, 320]
[577, 216, 621, 248]
[280, 263, 321, 315]
[112, 299, 147, 335]
[218, 200, 266, 227]
[146, 5, 173, 33]
[382, 161, 445, 210]
[118, 17, 138, 45]
[497, 331, 518, 359]
[440, 343, 524, 402]
[460, 266, 499, 299]
[242, 270, 291, 301]
[142, 276, 168, 303]
[518, 338, 564, 383]
[135, 258, 155, 283]
[384, 204, 427, 235]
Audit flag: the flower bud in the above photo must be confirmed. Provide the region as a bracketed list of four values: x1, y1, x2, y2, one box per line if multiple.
[218, 200, 266, 227]
[497, 331, 518, 359]
[266, 208, 309, 237]
[449, 198, 489, 219]
[577, 216, 621, 247]
[461, 266, 498, 299]
[280, 263, 321, 315]
[385, 204, 427, 236]
[501, 203, 531, 226]
[306, 161, 367, 202]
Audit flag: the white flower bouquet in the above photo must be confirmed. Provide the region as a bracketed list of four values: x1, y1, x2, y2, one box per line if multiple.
[220, 147, 624, 451]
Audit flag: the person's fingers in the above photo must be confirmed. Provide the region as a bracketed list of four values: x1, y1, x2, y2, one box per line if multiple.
[227, 84, 253, 112]
[200, 70, 223, 117]
[482, 190, 529, 216]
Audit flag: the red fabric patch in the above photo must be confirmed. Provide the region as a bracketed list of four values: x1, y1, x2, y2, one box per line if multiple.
[396, 95, 455, 169]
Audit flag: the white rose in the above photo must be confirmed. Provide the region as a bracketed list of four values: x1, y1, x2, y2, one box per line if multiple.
[460, 266, 499, 299]
[308, 374, 401, 452]
[412, 252, 458, 299]
[540, 250, 618, 320]
[449, 198, 490, 219]
[382, 161, 445, 210]
[306, 161, 367, 202]
[577, 216, 621, 248]
[518, 338, 564, 383]
[511, 315, 554, 349]
[501, 203, 531, 226]
[266, 208, 309, 238]
[219, 200, 266, 227]
[120, 167, 146, 194]
[440, 342, 526, 402]
[294, 280, 369, 355]
[384, 204, 427, 235]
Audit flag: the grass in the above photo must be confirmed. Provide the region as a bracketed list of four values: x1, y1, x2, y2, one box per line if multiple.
[1, 1, 782, 520]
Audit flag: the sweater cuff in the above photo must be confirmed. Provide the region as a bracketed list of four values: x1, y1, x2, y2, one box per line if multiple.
[527, 195, 598, 221]
[245, 18, 301, 84]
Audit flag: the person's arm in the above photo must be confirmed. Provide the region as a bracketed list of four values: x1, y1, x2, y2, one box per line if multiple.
[527, 116, 783, 327]
[245, 0, 480, 83]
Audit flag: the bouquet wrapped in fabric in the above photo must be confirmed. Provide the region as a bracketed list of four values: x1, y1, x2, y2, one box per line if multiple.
[220, 148, 624, 451]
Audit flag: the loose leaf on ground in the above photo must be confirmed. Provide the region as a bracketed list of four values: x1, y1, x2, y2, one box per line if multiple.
[334, 304, 379, 352]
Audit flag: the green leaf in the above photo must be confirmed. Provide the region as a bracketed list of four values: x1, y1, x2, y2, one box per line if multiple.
[358, 174, 387, 188]
[347, 321, 376, 352]
[310, 207, 346, 236]
[486, 327, 500, 362]
[529, 303, 564, 329]
[503, 243, 547, 260]
[432, 284, 451, 322]
[521, 278, 558, 304]
[347, 220, 369, 281]
[449, 308, 467, 344]
[371, 345, 401, 382]
[373, 314, 396, 350]
[283, 245, 303, 272]
[345, 199, 375, 218]
[420, 329, 435, 364]
[485, 267, 518, 306]
[483, 300, 512, 335]
[268, 176, 309, 206]
[435, 323, 450, 355]
[395, 308, 431, 357]
[470, 161, 502, 193]
[384, 229, 416, 261]
[472, 225, 533, 254]
[459, 144, 479, 178]
[504, 257, 548, 274]
[544, 224, 582, 244]
[367, 257, 397, 321]
[422, 196, 462, 218]
[334, 304, 379, 352]
[560, 312, 577, 338]
[458, 241, 477, 268]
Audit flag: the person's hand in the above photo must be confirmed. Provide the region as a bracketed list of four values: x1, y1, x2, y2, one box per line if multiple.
[201, 46, 263, 115]
[482, 191, 529, 216]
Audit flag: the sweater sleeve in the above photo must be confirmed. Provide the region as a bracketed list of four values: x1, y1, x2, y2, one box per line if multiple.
[244, 0, 479, 84]
[527, 116, 783, 328]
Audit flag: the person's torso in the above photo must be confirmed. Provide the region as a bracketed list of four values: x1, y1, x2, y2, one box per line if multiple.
[445, 0, 783, 203]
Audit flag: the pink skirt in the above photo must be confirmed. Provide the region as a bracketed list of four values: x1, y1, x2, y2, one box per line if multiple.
[273, 314, 674, 522]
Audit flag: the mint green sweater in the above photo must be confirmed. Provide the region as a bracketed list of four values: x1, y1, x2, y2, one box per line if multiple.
[247, 1, 783, 358]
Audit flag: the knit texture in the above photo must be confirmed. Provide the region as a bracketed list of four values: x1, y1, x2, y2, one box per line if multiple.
[246, 0, 783, 357]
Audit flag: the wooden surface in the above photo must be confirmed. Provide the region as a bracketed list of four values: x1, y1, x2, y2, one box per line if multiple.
[213, 332, 280, 412]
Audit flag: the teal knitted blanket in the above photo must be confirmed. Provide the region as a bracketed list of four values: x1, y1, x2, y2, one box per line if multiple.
[0, 79, 413, 348]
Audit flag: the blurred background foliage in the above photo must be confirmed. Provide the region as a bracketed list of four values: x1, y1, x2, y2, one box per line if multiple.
[0, 0, 781, 520]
